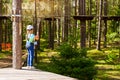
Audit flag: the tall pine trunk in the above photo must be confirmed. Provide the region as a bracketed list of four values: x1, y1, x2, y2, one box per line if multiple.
[0, 0, 2, 51]
[34, 0, 38, 63]
[63, 0, 68, 42]
[12, 0, 22, 69]
[0, 0, 2, 15]
[88, 0, 92, 47]
[57, 19, 61, 46]
[97, 0, 103, 50]
[63, 0, 70, 42]
[74, 0, 77, 48]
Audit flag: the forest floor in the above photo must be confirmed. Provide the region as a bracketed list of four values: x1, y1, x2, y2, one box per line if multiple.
[0, 49, 120, 80]
[95, 60, 120, 80]
[0, 55, 12, 68]
[87, 49, 120, 80]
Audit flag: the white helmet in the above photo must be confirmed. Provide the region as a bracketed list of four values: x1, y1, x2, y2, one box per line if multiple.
[27, 25, 33, 30]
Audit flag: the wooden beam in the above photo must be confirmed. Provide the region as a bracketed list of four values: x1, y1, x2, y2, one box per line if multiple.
[73, 15, 94, 20]
[44, 17, 57, 21]
[101, 16, 120, 20]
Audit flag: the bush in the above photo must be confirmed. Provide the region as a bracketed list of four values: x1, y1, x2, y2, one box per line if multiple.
[51, 43, 97, 80]
[56, 43, 79, 59]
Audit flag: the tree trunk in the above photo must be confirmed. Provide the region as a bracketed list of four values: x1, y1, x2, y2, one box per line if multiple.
[0, 0, 2, 51]
[103, 0, 108, 48]
[0, 24, 1, 51]
[5, 19, 7, 49]
[12, 0, 22, 69]
[63, 0, 69, 42]
[57, 19, 61, 46]
[79, 0, 86, 48]
[88, 0, 92, 47]
[93, 0, 99, 45]
[48, 0, 55, 49]
[51, 19, 55, 49]
[37, 19, 41, 50]
[34, 0, 38, 63]
[48, 20, 54, 49]
[97, 0, 103, 50]
[0, 0, 2, 15]
[73, 0, 77, 48]
[34, 0, 37, 35]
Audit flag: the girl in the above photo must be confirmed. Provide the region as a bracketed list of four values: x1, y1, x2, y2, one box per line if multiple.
[26, 25, 35, 69]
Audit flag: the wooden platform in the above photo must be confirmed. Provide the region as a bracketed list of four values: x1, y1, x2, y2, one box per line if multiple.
[0, 15, 11, 19]
[73, 15, 120, 21]
[44, 17, 57, 21]
[101, 16, 120, 20]
[73, 15, 94, 20]
[0, 68, 77, 80]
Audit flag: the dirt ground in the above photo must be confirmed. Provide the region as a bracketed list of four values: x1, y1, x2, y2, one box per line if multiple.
[0, 56, 12, 68]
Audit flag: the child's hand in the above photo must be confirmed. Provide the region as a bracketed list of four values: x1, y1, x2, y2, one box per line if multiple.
[35, 35, 39, 40]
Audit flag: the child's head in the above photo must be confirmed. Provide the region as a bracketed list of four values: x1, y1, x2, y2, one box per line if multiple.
[27, 25, 34, 34]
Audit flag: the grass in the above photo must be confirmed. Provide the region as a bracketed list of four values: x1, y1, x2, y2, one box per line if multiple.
[0, 51, 12, 58]
[88, 48, 120, 80]
[0, 38, 119, 80]
[1, 47, 119, 80]
[35, 46, 120, 80]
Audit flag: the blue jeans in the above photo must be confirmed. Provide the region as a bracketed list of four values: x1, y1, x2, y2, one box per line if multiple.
[27, 43, 34, 66]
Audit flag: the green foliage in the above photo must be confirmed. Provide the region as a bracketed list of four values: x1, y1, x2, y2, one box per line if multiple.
[51, 43, 97, 80]
[56, 43, 79, 59]
[107, 32, 120, 45]
[91, 20, 97, 40]
[0, 51, 12, 58]
[105, 51, 118, 64]
[109, 4, 120, 33]
[1, 0, 10, 3]
[68, 34, 79, 48]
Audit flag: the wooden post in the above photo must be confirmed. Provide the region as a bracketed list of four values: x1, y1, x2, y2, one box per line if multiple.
[12, 0, 22, 69]
[103, 0, 108, 48]
[79, 0, 86, 48]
